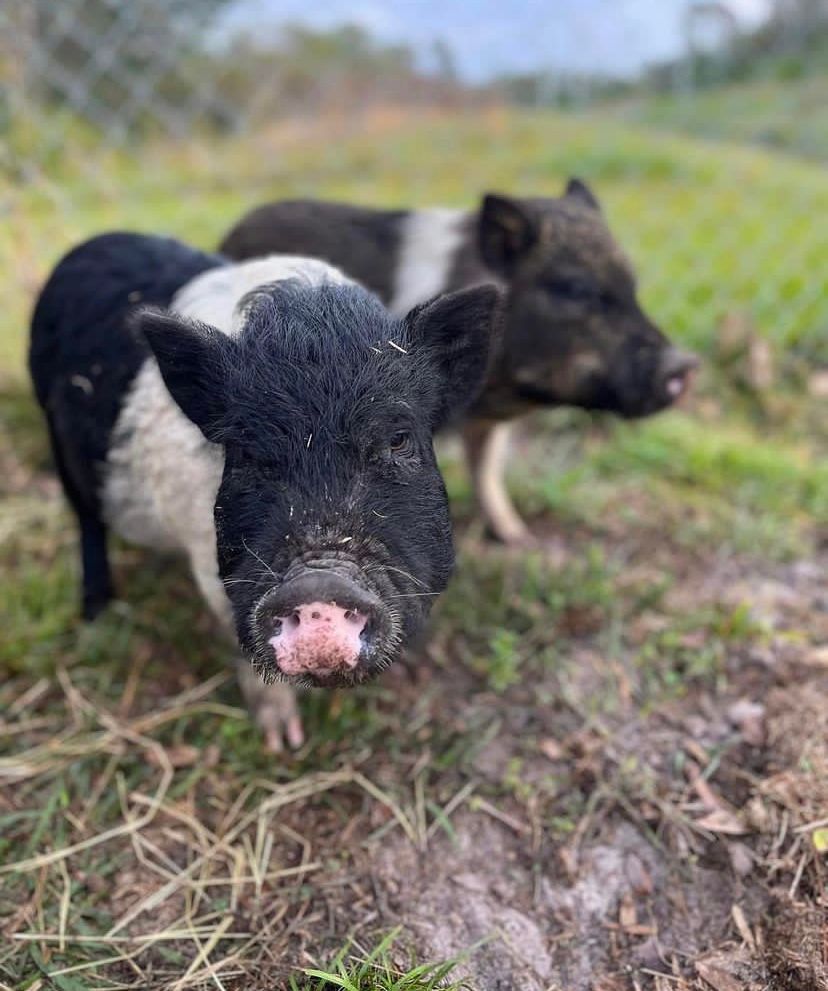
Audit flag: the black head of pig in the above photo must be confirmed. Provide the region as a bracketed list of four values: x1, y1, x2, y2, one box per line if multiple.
[477, 178, 697, 418]
[133, 280, 498, 688]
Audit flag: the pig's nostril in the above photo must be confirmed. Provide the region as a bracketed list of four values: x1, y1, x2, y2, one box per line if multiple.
[263, 585, 381, 679]
[659, 349, 698, 404]
[276, 611, 300, 633]
[271, 606, 368, 638]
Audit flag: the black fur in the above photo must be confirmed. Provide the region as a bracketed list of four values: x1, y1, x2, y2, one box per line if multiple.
[29, 232, 224, 617]
[219, 200, 406, 302]
[133, 280, 498, 684]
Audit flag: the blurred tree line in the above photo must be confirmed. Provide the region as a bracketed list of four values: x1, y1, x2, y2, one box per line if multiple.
[5, 0, 826, 133]
[214, 24, 474, 124]
[647, 0, 828, 92]
[0, 0, 480, 139]
[496, 0, 828, 108]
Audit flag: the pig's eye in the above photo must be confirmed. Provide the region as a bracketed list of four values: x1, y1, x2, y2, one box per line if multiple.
[388, 430, 415, 458]
[545, 277, 596, 302]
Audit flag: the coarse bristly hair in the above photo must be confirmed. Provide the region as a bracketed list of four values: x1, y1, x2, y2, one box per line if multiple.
[135, 272, 499, 686]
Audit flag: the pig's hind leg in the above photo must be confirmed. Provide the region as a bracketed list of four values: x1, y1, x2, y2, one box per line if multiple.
[462, 419, 530, 545]
[46, 416, 113, 620]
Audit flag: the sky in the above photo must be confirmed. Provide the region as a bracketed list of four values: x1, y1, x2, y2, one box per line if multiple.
[218, 0, 774, 79]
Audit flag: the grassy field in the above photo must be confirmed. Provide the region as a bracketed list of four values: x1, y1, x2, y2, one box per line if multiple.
[1, 108, 827, 990]
[4, 107, 828, 368]
[609, 69, 828, 163]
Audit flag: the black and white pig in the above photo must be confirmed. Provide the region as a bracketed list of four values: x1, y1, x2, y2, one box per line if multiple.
[220, 180, 698, 543]
[29, 232, 499, 750]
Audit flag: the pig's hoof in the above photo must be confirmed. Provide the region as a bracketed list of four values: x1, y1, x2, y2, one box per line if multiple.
[539, 534, 568, 568]
[260, 697, 305, 754]
[238, 673, 305, 754]
[484, 519, 534, 547]
[82, 590, 112, 622]
[254, 685, 305, 754]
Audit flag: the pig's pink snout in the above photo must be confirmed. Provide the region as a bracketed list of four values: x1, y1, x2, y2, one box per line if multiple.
[257, 568, 388, 683]
[269, 602, 368, 676]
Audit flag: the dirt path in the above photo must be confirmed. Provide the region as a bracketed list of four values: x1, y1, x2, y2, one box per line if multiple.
[330, 546, 828, 990]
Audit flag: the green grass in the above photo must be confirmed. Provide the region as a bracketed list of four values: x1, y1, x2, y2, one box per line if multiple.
[290, 929, 474, 991]
[3, 107, 828, 373]
[608, 71, 828, 162]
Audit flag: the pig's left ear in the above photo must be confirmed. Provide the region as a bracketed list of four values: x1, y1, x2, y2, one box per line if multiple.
[131, 307, 235, 443]
[565, 177, 602, 212]
[406, 284, 501, 429]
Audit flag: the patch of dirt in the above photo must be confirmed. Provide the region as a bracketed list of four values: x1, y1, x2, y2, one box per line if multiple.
[374, 813, 770, 991]
[354, 549, 828, 990]
[761, 897, 828, 990]
[82, 540, 819, 990]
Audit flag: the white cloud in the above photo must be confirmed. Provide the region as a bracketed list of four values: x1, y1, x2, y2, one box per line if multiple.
[727, 0, 774, 26]
[217, 0, 778, 80]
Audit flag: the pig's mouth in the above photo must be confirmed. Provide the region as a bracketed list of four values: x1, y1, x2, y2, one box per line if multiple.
[662, 366, 697, 406]
[613, 351, 700, 419]
[651, 348, 699, 413]
[247, 556, 402, 688]
[511, 365, 696, 417]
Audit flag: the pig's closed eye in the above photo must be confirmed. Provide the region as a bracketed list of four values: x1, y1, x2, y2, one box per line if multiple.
[387, 430, 415, 459]
[371, 430, 419, 467]
[545, 277, 596, 302]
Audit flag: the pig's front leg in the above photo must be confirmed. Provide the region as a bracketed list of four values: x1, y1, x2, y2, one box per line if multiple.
[235, 660, 305, 754]
[462, 418, 530, 545]
[187, 553, 305, 754]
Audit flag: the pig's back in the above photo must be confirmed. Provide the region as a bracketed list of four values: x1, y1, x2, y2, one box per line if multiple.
[172, 254, 353, 332]
[29, 232, 224, 517]
[219, 199, 471, 321]
[218, 200, 407, 303]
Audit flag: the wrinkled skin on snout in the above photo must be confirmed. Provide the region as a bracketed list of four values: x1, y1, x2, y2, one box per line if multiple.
[477, 179, 698, 420]
[137, 281, 499, 687]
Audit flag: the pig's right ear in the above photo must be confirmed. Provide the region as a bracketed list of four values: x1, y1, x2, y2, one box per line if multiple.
[130, 307, 234, 443]
[406, 284, 501, 429]
[478, 194, 539, 276]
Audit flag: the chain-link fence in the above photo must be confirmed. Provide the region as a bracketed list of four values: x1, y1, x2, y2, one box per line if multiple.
[2, 0, 827, 374]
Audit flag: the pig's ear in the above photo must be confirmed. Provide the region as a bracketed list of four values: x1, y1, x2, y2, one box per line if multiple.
[565, 177, 602, 212]
[131, 307, 234, 443]
[406, 285, 500, 428]
[478, 194, 538, 276]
